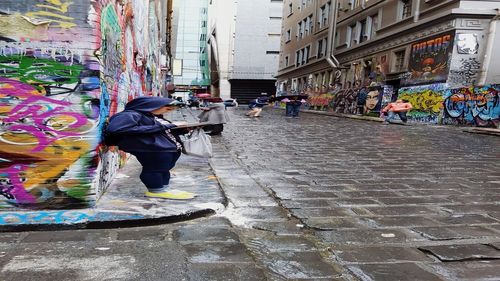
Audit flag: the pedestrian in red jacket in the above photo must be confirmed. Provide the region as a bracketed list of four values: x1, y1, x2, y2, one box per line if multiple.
[382, 99, 413, 124]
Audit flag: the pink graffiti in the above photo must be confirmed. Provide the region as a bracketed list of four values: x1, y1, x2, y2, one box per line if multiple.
[0, 77, 38, 97]
[0, 165, 36, 204]
[1, 77, 88, 152]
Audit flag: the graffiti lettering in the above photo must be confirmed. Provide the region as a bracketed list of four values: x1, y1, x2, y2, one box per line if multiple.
[0, 0, 168, 209]
[0, 165, 35, 203]
[444, 85, 500, 127]
[0, 56, 83, 93]
[2, 93, 88, 152]
[411, 35, 452, 58]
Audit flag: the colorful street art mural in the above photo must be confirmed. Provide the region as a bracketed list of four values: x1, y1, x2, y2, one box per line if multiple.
[396, 84, 500, 126]
[443, 85, 500, 127]
[397, 84, 447, 124]
[402, 32, 455, 86]
[0, 0, 167, 209]
[305, 86, 383, 116]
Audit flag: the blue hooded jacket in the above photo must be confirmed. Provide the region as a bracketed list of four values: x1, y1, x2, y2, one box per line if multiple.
[106, 97, 178, 153]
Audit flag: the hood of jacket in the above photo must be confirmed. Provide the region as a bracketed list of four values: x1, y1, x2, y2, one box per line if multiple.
[124, 96, 176, 113]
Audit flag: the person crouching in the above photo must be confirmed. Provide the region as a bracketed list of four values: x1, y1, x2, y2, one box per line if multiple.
[105, 96, 195, 200]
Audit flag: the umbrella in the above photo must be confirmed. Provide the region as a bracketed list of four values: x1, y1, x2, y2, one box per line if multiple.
[270, 95, 309, 102]
[196, 93, 211, 98]
[199, 97, 223, 103]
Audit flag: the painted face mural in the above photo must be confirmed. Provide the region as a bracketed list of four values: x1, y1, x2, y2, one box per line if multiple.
[364, 89, 381, 114]
[0, 0, 165, 209]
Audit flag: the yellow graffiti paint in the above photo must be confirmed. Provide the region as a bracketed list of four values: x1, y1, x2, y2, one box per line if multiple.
[399, 90, 443, 113]
[37, 0, 72, 13]
[0, 14, 50, 40]
[0, 138, 89, 192]
[24, 0, 76, 29]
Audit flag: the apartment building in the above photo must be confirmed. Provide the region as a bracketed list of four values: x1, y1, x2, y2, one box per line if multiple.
[335, 0, 500, 94]
[277, 0, 500, 96]
[276, 0, 337, 94]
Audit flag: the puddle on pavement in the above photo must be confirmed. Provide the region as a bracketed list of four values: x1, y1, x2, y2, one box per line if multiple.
[189, 251, 222, 263]
[246, 236, 316, 253]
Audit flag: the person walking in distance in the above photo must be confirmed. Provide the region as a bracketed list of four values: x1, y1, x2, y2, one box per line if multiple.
[382, 99, 413, 124]
[283, 96, 306, 118]
[246, 93, 269, 117]
[105, 96, 195, 200]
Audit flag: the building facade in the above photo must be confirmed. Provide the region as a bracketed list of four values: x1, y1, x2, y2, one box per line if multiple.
[208, 0, 283, 102]
[276, 0, 337, 95]
[276, 0, 500, 127]
[172, 0, 210, 94]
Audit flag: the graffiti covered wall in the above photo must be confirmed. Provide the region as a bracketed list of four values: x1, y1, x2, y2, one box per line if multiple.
[443, 85, 500, 127]
[397, 83, 500, 126]
[402, 32, 455, 86]
[0, 0, 166, 209]
[397, 84, 447, 124]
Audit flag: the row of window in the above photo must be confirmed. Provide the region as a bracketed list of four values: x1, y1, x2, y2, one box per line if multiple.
[345, 14, 378, 47]
[295, 45, 310, 66]
[346, 0, 410, 15]
[339, 0, 412, 48]
[283, 36, 328, 68]
[296, 15, 314, 39]
[288, 0, 314, 15]
[283, 40, 408, 74]
[291, 70, 334, 92]
[289, 2, 331, 42]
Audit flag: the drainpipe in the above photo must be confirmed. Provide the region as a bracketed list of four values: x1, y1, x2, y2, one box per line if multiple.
[414, 0, 421, 22]
[478, 8, 500, 86]
[326, 0, 340, 68]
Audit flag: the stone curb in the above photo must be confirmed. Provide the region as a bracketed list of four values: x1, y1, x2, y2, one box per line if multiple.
[272, 107, 383, 122]
[301, 109, 384, 122]
[463, 127, 500, 137]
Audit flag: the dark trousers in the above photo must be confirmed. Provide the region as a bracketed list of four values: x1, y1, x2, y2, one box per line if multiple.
[386, 111, 408, 123]
[203, 124, 224, 135]
[133, 151, 181, 191]
[285, 103, 301, 117]
[290, 104, 301, 117]
[285, 103, 292, 116]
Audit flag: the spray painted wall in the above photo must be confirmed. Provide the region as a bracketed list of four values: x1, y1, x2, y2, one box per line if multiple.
[398, 84, 447, 124]
[0, 0, 166, 209]
[443, 85, 500, 127]
[397, 84, 499, 127]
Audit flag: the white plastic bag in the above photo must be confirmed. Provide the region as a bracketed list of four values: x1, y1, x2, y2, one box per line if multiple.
[182, 128, 213, 158]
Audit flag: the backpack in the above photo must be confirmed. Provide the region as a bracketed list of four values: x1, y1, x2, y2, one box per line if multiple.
[102, 119, 121, 146]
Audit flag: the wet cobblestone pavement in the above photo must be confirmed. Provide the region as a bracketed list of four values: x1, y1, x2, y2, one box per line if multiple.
[0, 107, 499, 280]
[208, 107, 500, 280]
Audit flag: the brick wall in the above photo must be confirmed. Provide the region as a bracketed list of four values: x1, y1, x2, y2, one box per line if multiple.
[0, 0, 165, 209]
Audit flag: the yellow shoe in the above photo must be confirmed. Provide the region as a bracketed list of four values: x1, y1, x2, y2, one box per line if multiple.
[145, 189, 196, 200]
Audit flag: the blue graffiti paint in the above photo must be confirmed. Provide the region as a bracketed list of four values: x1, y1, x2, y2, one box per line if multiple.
[443, 84, 500, 127]
[0, 210, 144, 225]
